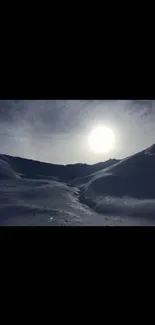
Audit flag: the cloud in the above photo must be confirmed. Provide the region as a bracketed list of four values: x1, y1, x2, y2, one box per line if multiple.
[127, 100, 155, 118]
[2, 99, 154, 137]
[0, 99, 155, 163]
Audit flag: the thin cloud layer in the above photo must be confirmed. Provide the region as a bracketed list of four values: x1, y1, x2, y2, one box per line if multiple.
[0, 100, 155, 164]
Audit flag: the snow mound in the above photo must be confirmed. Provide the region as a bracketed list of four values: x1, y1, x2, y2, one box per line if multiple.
[0, 156, 21, 180]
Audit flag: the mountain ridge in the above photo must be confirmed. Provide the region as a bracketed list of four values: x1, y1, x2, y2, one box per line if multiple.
[1, 143, 155, 224]
[0, 153, 119, 182]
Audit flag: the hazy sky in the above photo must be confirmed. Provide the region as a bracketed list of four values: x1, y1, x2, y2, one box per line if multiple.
[0, 100, 154, 164]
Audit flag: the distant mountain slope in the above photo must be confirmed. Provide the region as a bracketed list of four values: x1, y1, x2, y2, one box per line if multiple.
[0, 154, 119, 182]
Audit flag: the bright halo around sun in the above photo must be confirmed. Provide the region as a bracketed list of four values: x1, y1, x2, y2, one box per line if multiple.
[88, 125, 115, 154]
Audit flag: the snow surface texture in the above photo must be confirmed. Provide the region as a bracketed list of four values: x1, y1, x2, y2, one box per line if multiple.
[1, 144, 155, 225]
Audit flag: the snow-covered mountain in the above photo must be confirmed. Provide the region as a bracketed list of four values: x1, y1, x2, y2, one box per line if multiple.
[0, 154, 119, 225]
[0, 154, 118, 182]
[77, 144, 155, 219]
[1, 144, 155, 225]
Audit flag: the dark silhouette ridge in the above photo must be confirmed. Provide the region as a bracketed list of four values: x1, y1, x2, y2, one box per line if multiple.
[0, 154, 119, 182]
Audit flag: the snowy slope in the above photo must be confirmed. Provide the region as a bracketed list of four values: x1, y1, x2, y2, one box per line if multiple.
[0, 179, 120, 226]
[1, 145, 155, 225]
[2, 154, 119, 182]
[0, 154, 119, 226]
[77, 144, 155, 219]
[0, 155, 21, 180]
[0, 178, 153, 226]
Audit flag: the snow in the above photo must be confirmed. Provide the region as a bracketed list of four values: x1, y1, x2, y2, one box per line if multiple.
[0, 179, 107, 226]
[1, 144, 155, 225]
[0, 156, 21, 180]
[1, 178, 153, 226]
[77, 145, 155, 221]
[144, 144, 155, 156]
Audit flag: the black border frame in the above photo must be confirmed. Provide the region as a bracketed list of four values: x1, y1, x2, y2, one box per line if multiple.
[0, 63, 155, 262]
[1, 226, 155, 258]
[0, 57, 154, 99]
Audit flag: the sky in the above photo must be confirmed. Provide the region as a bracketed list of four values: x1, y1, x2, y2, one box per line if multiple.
[0, 99, 154, 164]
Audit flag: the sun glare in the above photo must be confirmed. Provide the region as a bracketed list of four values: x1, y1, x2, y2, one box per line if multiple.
[88, 125, 115, 154]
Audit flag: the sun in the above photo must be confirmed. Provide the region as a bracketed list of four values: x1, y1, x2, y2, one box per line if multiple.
[88, 125, 115, 154]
